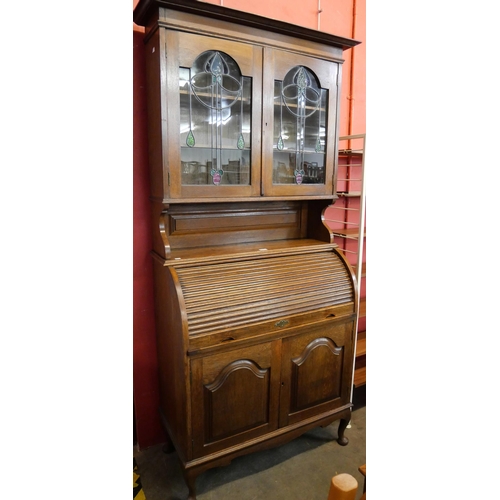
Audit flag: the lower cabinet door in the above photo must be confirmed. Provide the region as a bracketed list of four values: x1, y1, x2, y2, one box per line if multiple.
[190, 341, 281, 458]
[279, 320, 355, 427]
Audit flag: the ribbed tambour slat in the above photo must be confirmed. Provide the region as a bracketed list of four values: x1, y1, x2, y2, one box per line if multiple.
[175, 251, 354, 336]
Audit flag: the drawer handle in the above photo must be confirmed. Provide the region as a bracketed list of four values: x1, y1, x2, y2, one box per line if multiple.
[275, 320, 289, 328]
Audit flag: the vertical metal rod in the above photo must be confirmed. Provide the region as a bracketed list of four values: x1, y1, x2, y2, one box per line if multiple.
[340, 134, 365, 404]
[355, 134, 366, 318]
[347, 0, 357, 136]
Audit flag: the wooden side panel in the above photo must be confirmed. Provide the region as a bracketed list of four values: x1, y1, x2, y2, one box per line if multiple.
[152, 260, 191, 461]
[144, 26, 169, 201]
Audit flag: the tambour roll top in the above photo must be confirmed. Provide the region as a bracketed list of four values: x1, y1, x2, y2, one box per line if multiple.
[174, 250, 355, 338]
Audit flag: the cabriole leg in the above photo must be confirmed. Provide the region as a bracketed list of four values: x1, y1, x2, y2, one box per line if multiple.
[183, 469, 198, 500]
[337, 418, 350, 446]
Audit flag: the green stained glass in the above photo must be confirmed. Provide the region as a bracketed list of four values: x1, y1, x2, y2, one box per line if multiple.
[277, 135, 284, 151]
[315, 136, 322, 153]
[186, 130, 195, 147]
[296, 67, 309, 96]
[237, 133, 245, 150]
[210, 52, 224, 84]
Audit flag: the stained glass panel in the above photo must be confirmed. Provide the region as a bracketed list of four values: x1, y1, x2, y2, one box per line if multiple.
[273, 66, 327, 185]
[179, 51, 252, 186]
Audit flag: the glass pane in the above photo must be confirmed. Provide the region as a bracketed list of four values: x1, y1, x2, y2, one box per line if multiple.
[273, 66, 327, 185]
[179, 51, 252, 186]
[180, 149, 250, 185]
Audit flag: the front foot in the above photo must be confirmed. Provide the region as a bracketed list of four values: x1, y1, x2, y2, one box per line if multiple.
[161, 437, 175, 454]
[184, 469, 198, 500]
[337, 418, 350, 446]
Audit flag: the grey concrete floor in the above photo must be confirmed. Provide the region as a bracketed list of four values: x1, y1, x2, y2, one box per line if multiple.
[135, 387, 365, 500]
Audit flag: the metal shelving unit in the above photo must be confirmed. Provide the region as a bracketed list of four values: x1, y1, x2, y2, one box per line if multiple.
[326, 134, 366, 391]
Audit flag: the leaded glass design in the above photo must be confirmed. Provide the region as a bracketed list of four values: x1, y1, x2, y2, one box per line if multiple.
[180, 51, 251, 186]
[273, 66, 327, 185]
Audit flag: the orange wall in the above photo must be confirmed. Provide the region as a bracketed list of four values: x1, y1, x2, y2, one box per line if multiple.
[132, 0, 366, 449]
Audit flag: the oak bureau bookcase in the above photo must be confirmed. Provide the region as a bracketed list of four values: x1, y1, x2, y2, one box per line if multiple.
[133, 1, 361, 497]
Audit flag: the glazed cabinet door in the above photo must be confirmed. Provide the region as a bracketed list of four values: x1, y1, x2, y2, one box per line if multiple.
[190, 341, 281, 458]
[279, 320, 355, 427]
[165, 30, 262, 199]
[262, 47, 340, 197]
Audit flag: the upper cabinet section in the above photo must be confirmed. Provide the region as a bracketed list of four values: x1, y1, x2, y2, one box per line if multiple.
[134, 0, 360, 203]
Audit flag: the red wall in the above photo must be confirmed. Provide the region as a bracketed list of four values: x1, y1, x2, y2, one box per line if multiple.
[132, 0, 366, 449]
[133, 26, 167, 447]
